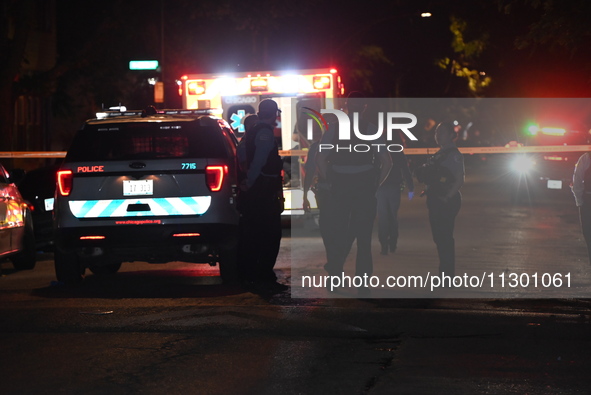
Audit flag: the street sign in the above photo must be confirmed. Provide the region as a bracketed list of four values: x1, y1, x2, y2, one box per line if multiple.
[129, 60, 159, 70]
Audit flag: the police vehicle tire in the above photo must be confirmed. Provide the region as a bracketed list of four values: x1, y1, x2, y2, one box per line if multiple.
[11, 217, 36, 271]
[89, 262, 122, 275]
[218, 246, 239, 283]
[54, 249, 85, 285]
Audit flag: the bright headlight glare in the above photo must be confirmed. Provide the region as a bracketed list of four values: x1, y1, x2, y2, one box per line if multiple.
[511, 156, 535, 173]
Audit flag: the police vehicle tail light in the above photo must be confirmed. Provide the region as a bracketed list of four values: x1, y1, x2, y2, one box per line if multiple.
[250, 78, 268, 92]
[57, 170, 73, 196]
[313, 75, 331, 90]
[205, 165, 228, 192]
[187, 80, 206, 95]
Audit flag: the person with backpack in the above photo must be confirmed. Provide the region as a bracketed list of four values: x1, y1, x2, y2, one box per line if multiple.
[416, 121, 465, 278]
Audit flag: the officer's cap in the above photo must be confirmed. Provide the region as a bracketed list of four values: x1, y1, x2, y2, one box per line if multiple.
[258, 99, 281, 118]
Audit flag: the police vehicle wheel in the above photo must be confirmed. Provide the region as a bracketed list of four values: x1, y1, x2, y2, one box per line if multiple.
[54, 249, 85, 285]
[89, 262, 122, 275]
[11, 219, 36, 270]
[218, 246, 239, 283]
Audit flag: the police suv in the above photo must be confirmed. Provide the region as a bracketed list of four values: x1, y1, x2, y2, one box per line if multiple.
[53, 107, 240, 285]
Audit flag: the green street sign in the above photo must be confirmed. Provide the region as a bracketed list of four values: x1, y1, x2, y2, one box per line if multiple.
[129, 60, 159, 70]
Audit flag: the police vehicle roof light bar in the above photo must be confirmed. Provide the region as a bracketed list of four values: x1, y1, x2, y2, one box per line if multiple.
[95, 108, 221, 119]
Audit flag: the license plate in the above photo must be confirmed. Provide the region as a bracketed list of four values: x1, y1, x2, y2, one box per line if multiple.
[123, 179, 153, 196]
[44, 197, 54, 211]
[547, 180, 562, 190]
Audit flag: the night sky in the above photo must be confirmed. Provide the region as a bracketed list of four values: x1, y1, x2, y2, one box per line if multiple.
[51, 0, 591, 104]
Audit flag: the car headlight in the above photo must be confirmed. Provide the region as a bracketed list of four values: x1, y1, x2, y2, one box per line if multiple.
[510, 155, 536, 174]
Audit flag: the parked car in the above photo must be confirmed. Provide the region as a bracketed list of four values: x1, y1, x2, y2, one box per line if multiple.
[53, 108, 240, 285]
[0, 163, 36, 270]
[507, 123, 588, 203]
[17, 164, 60, 252]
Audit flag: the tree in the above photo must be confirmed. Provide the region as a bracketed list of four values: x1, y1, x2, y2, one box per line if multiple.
[436, 16, 491, 97]
[500, 0, 591, 54]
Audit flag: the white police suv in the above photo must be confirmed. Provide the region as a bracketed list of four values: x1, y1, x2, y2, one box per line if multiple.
[53, 107, 240, 285]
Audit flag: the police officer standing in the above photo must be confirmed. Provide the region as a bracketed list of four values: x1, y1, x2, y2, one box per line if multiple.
[376, 133, 414, 255]
[572, 151, 591, 264]
[417, 121, 464, 278]
[237, 99, 287, 294]
[317, 93, 392, 295]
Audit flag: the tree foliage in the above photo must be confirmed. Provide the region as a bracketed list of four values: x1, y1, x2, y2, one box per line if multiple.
[500, 0, 591, 54]
[436, 16, 491, 96]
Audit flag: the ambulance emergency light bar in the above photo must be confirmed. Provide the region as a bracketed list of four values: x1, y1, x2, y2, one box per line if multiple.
[95, 108, 220, 119]
[183, 69, 338, 97]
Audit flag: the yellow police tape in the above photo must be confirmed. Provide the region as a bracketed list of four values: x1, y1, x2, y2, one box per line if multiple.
[1, 145, 591, 159]
[0, 151, 67, 158]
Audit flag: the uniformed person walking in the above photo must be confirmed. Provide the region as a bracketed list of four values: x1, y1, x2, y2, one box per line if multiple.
[417, 121, 464, 278]
[237, 99, 287, 294]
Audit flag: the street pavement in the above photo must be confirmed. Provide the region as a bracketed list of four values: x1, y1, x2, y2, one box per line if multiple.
[1, 162, 591, 394]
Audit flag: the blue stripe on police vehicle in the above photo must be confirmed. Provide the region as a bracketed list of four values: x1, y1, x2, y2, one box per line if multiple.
[68, 196, 212, 218]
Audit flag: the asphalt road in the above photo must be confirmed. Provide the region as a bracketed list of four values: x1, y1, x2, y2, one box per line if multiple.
[1, 161, 591, 394]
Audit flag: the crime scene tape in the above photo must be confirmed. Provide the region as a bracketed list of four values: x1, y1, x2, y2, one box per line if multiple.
[2, 145, 591, 159]
[0, 151, 68, 158]
[279, 145, 591, 157]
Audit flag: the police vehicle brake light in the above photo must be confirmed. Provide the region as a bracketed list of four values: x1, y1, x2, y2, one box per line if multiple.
[205, 165, 228, 192]
[57, 170, 73, 196]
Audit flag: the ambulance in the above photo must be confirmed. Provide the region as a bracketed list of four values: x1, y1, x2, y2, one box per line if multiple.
[179, 68, 346, 216]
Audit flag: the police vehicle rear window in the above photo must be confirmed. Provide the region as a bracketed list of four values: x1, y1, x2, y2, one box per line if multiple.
[65, 123, 229, 161]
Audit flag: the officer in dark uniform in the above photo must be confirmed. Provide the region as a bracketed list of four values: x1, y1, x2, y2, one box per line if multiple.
[572, 151, 591, 264]
[376, 132, 414, 255]
[317, 93, 392, 295]
[237, 99, 286, 293]
[417, 121, 464, 277]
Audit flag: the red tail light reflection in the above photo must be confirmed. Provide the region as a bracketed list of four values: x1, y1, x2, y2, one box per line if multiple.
[172, 233, 201, 237]
[80, 236, 105, 240]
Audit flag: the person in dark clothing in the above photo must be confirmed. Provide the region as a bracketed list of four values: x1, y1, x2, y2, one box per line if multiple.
[417, 121, 464, 277]
[302, 122, 325, 213]
[572, 152, 591, 264]
[237, 113, 259, 174]
[376, 138, 414, 255]
[317, 93, 392, 296]
[236, 99, 287, 294]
